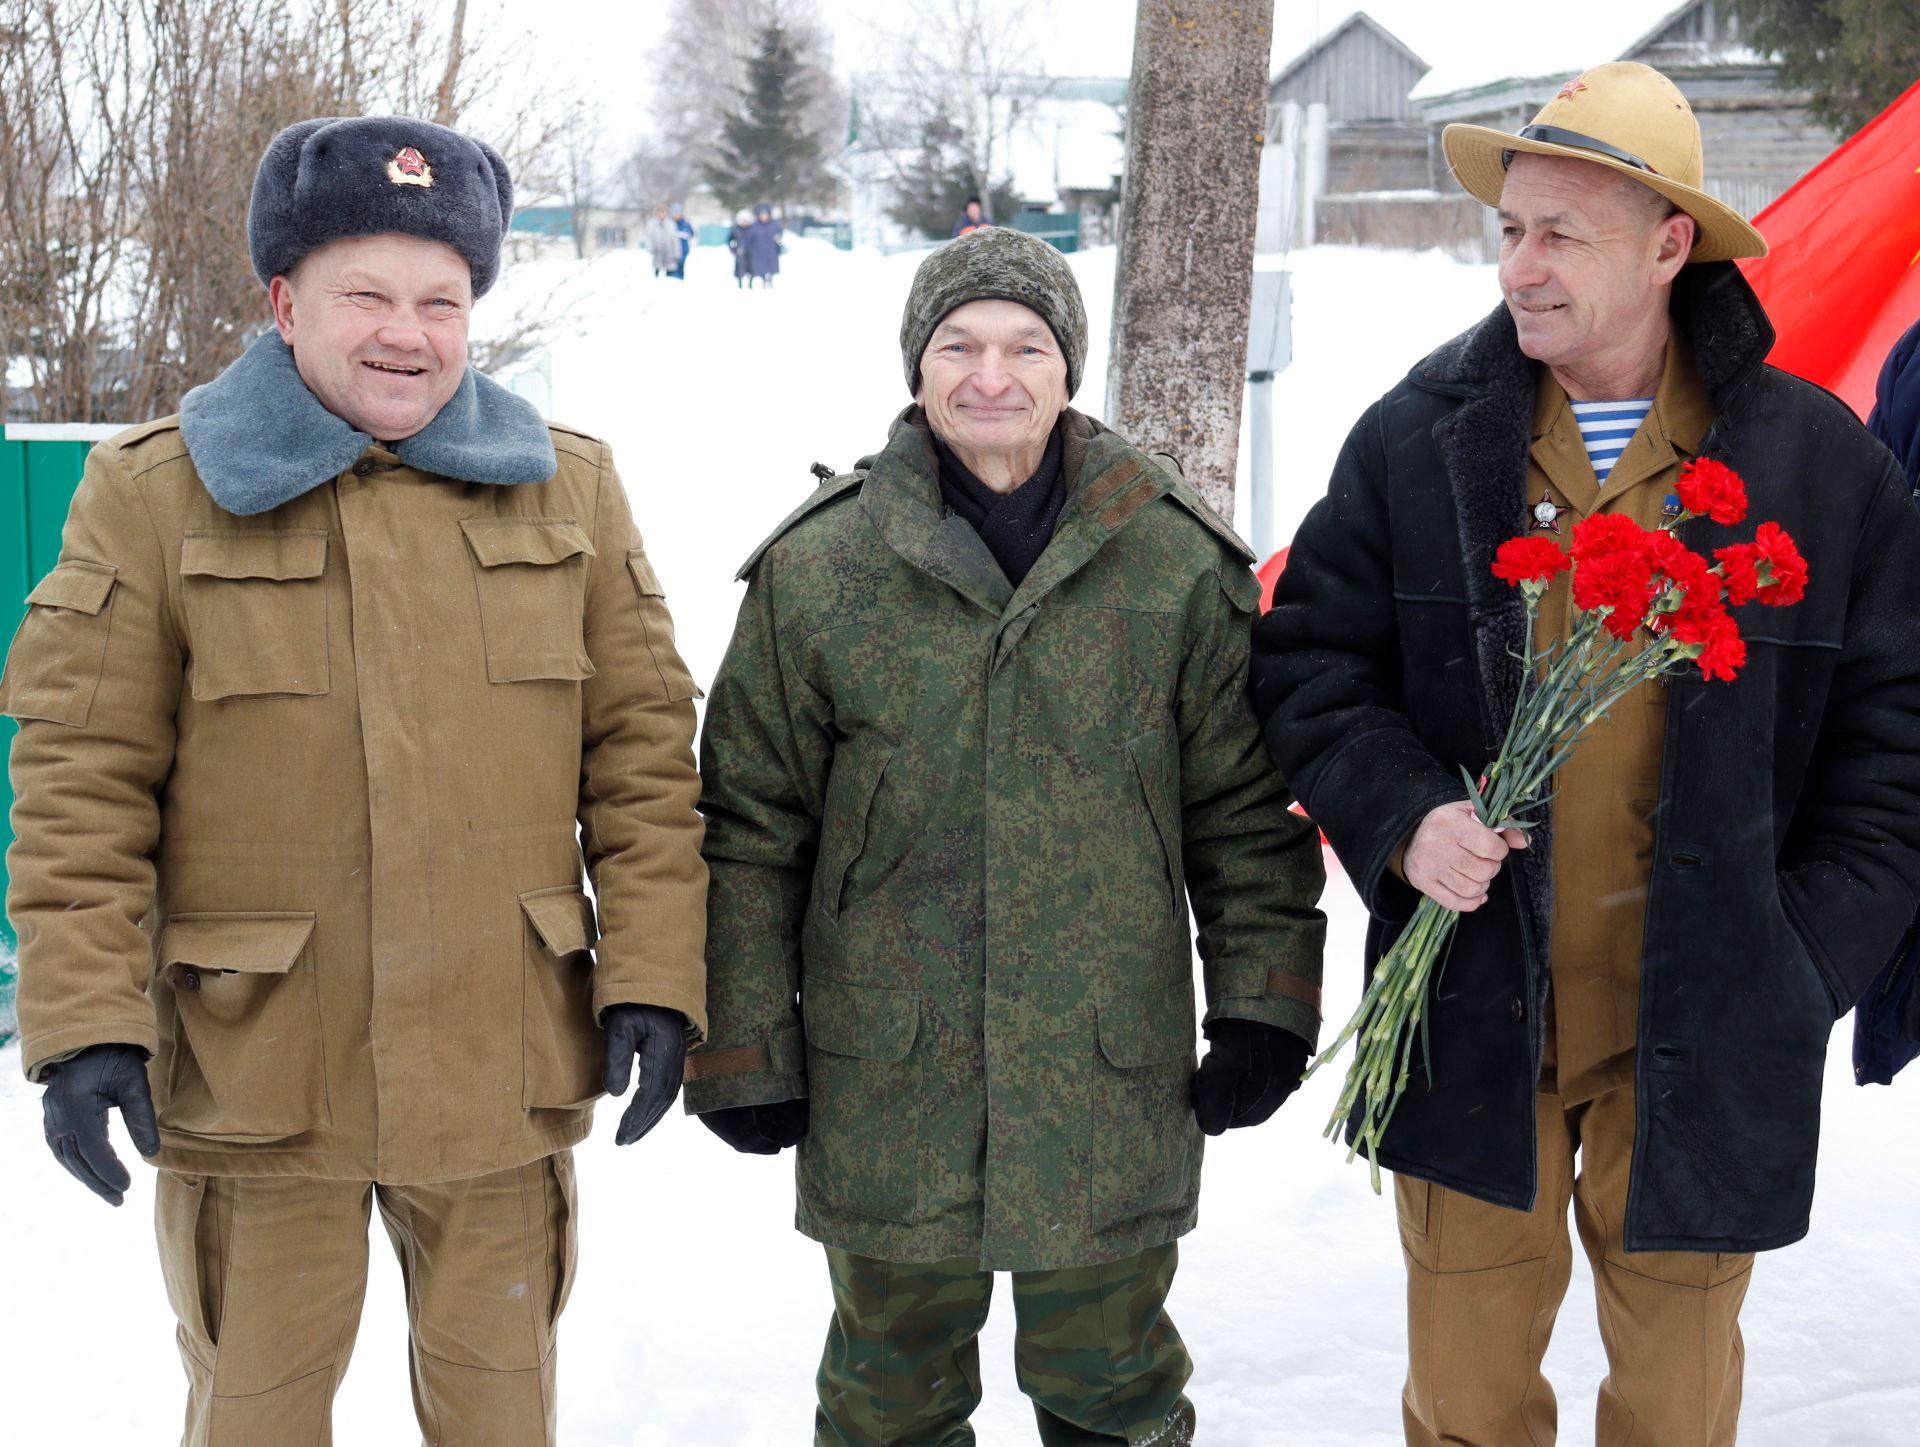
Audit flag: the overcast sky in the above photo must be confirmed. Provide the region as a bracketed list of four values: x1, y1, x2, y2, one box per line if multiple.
[488, 0, 1694, 153]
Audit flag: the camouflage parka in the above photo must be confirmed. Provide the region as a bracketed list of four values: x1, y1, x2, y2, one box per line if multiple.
[684, 407, 1326, 1270]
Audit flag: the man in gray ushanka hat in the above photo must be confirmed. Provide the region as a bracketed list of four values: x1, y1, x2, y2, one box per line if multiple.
[1, 115, 706, 1444]
[688, 227, 1326, 1442]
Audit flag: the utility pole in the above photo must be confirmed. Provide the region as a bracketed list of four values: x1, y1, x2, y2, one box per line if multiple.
[1106, 0, 1276, 523]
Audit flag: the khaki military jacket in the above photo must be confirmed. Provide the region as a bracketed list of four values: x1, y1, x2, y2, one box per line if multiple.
[2, 343, 707, 1184]
[687, 408, 1326, 1270]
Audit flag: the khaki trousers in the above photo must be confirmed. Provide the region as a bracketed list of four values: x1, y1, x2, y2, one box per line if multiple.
[1396, 1080, 1751, 1447]
[156, 1152, 577, 1447]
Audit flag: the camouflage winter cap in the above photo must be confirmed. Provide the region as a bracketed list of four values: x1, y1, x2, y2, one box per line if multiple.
[901, 227, 1088, 399]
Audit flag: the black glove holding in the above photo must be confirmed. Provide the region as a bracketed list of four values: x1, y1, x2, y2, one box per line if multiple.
[601, 1004, 688, 1146]
[41, 1043, 161, 1206]
[698, 1097, 810, 1155]
[1191, 1018, 1312, 1136]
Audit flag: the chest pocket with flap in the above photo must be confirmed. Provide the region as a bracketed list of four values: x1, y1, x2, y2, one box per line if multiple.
[461, 518, 595, 683]
[180, 530, 330, 701]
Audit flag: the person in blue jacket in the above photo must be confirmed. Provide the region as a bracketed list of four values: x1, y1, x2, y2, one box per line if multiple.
[1856, 314, 1920, 1083]
[742, 204, 783, 287]
[669, 201, 695, 279]
[1870, 315, 1920, 483]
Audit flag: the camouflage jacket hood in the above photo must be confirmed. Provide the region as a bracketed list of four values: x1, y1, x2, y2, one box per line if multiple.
[687, 407, 1326, 1270]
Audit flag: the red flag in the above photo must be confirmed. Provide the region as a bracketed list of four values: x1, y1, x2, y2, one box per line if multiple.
[1256, 545, 1289, 612]
[1740, 77, 1920, 420]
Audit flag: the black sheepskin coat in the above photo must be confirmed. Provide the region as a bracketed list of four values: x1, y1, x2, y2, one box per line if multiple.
[1251, 262, 1920, 1252]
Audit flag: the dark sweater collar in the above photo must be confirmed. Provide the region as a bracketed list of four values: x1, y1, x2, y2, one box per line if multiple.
[931, 427, 1067, 586]
[179, 331, 557, 517]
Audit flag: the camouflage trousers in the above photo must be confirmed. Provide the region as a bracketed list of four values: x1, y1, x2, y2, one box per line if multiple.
[815, 1242, 1196, 1446]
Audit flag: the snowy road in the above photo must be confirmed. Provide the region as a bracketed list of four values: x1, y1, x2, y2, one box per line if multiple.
[2, 239, 1914, 1444]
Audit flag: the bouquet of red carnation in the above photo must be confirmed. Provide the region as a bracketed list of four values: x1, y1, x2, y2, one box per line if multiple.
[1308, 458, 1808, 1191]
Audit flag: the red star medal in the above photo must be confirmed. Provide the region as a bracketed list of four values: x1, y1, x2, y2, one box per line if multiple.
[386, 146, 434, 188]
[1557, 75, 1588, 100]
[1530, 490, 1571, 533]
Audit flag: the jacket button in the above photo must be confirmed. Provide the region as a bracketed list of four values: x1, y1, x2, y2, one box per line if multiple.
[1509, 993, 1524, 1022]
[181, 969, 200, 992]
[352, 459, 376, 476]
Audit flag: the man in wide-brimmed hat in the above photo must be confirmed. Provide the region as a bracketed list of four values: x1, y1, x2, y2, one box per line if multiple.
[1252, 61, 1920, 1445]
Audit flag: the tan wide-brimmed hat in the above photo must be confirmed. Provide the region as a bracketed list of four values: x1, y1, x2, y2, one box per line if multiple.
[1442, 61, 1767, 263]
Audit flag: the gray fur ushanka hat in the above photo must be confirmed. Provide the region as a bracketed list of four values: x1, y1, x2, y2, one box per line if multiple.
[249, 116, 515, 296]
[901, 226, 1088, 398]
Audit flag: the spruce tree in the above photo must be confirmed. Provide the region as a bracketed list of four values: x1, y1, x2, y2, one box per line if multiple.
[702, 19, 827, 214]
[1732, 0, 1920, 137]
[885, 117, 1021, 241]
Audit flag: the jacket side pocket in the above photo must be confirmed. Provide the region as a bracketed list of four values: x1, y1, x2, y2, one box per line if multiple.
[1092, 980, 1200, 1232]
[815, 740, 897, 921]
[0, 560, 118, 725]
[798, 977, 921, 1225]
[179, 531, 330, 700]
[520, 886, 603, 1110]
[1126, 728, 1183, 918]
[159, 912, 330, 1141]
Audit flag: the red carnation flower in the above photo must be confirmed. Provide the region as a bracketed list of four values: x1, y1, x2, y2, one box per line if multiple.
[1686, 609, 1747, 682]
[1645, 531, 1712, 592]
[1752, 522, 1808, 606]
[1492, 536, 1571, 586]
[1714, 543, 1761, 606]
[1572, 551, 1654, 637]
[1675, 457, 1748, 525]
[1570, 512, 1649, 563]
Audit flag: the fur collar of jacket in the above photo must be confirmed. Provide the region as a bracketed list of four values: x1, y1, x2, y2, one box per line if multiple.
[179, 330, 556, 517]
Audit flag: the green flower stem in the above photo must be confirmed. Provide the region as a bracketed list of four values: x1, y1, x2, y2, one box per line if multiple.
[1314, 578, 1702, 1193]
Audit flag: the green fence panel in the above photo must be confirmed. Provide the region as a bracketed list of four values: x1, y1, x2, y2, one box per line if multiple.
[1006, 211, 1082, 254]
[0, 425, 118, 1045]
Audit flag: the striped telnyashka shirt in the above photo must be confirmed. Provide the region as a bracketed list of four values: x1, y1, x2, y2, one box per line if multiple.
[1569, 397, 1654, 485]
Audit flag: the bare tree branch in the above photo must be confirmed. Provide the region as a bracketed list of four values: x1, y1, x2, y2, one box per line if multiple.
[0, 0, 588, 423]
[433, 0, 467, 126]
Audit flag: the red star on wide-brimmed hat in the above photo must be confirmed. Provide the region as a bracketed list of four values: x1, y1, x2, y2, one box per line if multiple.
[1557, 75, 1588, 100]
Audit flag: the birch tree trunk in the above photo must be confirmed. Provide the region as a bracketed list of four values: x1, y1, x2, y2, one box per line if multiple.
[1106, 0, 1274, 521]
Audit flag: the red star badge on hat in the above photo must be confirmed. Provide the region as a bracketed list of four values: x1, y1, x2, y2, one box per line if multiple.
[1557, 75, 1588, 101]
[386, 146, 434, 188]
[1530, 490, 1572, 533]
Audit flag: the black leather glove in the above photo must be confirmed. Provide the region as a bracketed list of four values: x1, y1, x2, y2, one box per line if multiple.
[1191, 1019, 1311, 1136]
[41, 1043, 161, 1206]
[601, 1004, 688, 1146]
[698, 1097, 810, 1155]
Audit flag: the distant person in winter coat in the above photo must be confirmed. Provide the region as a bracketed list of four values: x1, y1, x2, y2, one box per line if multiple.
[686, 224, 1325, 1446]
[742, 203, 782, 286]
[669, 201, 694, 279]
[1253, 62, 1920, 1447]
[646, 203, 678, 278]
[951, 195, 990, 237]
[728, 207, 754, 287]
[0, 115, 705, 1446]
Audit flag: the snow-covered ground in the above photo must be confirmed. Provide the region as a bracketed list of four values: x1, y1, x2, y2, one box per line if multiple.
[3, 238, 1915, 1444]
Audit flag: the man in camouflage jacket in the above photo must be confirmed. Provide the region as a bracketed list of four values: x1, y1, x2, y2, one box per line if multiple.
[685, 226, 1326, 1445]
